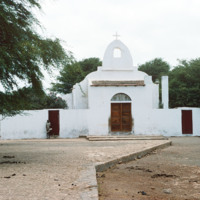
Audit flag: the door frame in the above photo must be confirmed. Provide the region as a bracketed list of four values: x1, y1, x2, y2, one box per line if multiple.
[48, 110, 60, 136]
[110, 102, 132, 133]
[182, 110, 193, 134]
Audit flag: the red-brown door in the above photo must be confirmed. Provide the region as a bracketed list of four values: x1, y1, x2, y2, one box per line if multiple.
[111, 103, 121, 131]
[111, 103, 132, 132]
[121, 103, 132, 131]
[182, 110, 193, 134]
[48, 110, 60, 136]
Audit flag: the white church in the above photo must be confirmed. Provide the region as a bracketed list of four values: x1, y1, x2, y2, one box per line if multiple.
[0, 38, 200, 139]
[66, 38, 160, 133]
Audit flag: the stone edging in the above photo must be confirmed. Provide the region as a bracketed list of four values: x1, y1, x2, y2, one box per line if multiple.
[95, 141, 172, 172]
[81, 140, 172, 200]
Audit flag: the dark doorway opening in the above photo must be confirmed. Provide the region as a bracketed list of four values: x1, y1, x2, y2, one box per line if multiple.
[48, 110, 60, 136]
[182, 110, 193, 134]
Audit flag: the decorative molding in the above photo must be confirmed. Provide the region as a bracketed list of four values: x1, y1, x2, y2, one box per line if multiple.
[91, 80, 145, 87]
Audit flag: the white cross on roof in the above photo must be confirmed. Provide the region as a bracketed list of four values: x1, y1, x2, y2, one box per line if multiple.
[113, 32, 120, 40]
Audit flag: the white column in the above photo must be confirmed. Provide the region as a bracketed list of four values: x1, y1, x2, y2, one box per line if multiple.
[72, 87, 75, 109]
[162, 76, 169, 109]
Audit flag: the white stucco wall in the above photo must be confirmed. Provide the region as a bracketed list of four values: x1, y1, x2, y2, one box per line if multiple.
[64, 93, 73, 108]
[134, 108, 200, 136]
[87, 108, 110, 136]
[0, 110, 48, 140]
[88, 83, 158, 113]
[134, 109, 181, 136]
[72, 79, 88, 109]
[0, 107, 200, 140]
[192, 108, 200, 136]
[0, 109, 90, 140]
[162, 76, 169, 109]
[60, 109, 89, 138]
[87, 107, 200, 137]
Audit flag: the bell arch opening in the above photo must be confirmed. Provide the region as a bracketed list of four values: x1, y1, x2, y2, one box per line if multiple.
[113, 48, 122, 58]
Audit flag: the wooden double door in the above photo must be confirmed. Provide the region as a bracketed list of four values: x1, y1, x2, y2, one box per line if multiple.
[111, 103, 132, 132]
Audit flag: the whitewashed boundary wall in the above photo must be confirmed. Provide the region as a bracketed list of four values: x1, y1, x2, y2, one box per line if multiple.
[0, 110, 48, 140]
[60, 109, 89, 138]
[134, 108, 200, 136]
[0, 108, 199, 139]
[134, 109, 181, 136]
[0, 109, 89, 140]
[87, 108, 200, 137]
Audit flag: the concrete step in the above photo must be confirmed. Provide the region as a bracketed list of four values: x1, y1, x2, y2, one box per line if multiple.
[85, 135, 168, 141]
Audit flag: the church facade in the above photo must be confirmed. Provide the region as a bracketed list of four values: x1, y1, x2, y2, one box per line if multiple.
[0, 39, 200, 139]
[65, 39, 160, 135]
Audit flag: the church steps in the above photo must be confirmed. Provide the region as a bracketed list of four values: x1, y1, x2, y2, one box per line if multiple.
[85, 135, 168, 141]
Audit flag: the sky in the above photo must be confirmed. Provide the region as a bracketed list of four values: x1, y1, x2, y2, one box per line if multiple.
[1, 0, 200, 93]
[34, 0, 200, 88]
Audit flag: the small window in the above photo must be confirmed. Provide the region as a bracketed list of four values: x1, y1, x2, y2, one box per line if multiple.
[111, 93, 131, 101]
[113, 48, 121, 58]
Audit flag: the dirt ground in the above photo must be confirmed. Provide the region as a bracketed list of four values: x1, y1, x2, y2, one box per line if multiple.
[0, 139, 169, 200]
[97, 137, 200, 200]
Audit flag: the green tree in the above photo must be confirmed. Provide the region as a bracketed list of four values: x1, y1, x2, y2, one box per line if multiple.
[52, 57, 101, 94]
[169, 58, 200, 108]
[7, 88, 68, 110]
[44, 92, 67, 109]
[79, 57, 101, 76]
[51, 62, 84, 94]
[0, 0, 71, 117]
[138, 58, 170, 82]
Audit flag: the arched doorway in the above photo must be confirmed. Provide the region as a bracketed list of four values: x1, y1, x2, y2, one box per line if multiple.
[110, 93, 132, 132]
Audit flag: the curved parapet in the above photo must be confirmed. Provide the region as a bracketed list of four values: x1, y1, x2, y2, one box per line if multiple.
[102, 40, 133, 70]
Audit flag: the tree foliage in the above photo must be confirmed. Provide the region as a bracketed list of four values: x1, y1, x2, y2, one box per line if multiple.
[45, 92, 67, 109]
[79, 57, 101, 76]
[0, 88, 67, 118]
[169, 58, 200, 108]
[138, 58, 170, 82]
[19, 88, 67, 109]
[51, 62, 84, 94]
[0, 0, 71, 117]
[138, 57, 200, 108]
[51, 57, 102, 94]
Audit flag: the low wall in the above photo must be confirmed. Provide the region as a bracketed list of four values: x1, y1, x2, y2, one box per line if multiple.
[0, 109, 89, 140]
[134, 108, 200, 136]
[60, 109, 89, 138]
[0, 110, 48, 140]
[0, 107, 199, 139]
[134, 109, 181, 136]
